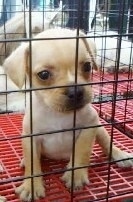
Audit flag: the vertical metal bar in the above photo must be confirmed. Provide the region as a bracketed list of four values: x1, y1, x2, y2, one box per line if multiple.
[71, 0, 83, 201]
[106, 1, 126, 201]
[28, 0, 34, 201]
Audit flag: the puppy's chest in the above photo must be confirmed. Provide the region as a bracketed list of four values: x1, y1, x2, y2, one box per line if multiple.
[34, 113, 81, 160]
[41, 130, 81, 159]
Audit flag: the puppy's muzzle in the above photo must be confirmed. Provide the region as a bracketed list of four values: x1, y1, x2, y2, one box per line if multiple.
[65, 85, 85, 110]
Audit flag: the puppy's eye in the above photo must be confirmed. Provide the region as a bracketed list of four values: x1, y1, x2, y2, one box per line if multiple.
[83, 62, 91, 72]
[37, 70, 51, 80]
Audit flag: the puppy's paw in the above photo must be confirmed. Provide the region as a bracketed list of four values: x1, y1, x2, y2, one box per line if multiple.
[15, 178, 45, 201]
[62, 167, 89, 189]
[113, 150, 133, 167]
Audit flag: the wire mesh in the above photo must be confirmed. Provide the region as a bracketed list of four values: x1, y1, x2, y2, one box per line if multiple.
[0, 0, 133, 202]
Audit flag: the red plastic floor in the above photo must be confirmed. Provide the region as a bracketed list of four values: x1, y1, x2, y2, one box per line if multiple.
[92, 73, 133, 96]
[0, 114, 133, 202]
[0, 73, 133, 202]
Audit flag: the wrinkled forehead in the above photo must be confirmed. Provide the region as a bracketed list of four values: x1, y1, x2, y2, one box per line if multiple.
[31, 38, 89, 68]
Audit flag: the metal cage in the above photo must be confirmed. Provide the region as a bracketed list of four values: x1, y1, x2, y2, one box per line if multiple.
[0, 0, 133, 202]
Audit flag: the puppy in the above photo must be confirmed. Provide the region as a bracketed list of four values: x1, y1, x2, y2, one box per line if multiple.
[3, 28, 133, 201]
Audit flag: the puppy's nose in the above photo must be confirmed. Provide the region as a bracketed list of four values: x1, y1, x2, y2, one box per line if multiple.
[67, 85, 84, 101]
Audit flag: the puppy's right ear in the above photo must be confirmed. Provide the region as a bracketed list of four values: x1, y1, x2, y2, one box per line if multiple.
[3, 43, 28, 89]
[79, 31, 99, 71]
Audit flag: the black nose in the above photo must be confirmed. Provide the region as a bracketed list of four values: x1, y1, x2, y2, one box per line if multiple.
[67, 85, 84, 102]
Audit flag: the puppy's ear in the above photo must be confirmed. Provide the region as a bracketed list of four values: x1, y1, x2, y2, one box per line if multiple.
[79, 31, 99, 71]
[3, 43, 28, 89]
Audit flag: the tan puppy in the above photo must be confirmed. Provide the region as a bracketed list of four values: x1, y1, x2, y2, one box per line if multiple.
[3, 28, 133, 201]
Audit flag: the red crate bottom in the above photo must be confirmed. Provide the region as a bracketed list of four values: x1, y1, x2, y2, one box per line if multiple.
[0, 114, 133, 202]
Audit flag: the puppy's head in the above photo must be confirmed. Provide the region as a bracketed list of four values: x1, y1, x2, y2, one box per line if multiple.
[3, 28, 98, 113]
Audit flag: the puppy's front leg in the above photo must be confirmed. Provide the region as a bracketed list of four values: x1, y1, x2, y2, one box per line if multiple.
[62, 128, 96, 189]
[16, 134, 45, 201]
[96, 126, 133, 167]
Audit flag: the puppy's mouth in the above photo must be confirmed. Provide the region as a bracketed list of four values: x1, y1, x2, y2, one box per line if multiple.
[62, 94, 92, 113]
[44, 85, 92, 113]
[48, 96, 90, 113]
[62, 85, 92, 112]
[65, 99, 88, 112]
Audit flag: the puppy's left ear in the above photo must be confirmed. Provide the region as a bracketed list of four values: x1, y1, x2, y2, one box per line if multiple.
[3, 43, 29, 88]
[79, 32, 99, 71]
